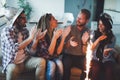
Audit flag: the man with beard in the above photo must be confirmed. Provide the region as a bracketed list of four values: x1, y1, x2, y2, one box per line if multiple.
[1, 7, 46, 80]
[62, 9, 91, 80]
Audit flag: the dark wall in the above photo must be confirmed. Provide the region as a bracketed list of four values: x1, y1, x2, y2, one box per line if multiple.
[95, 0, 104, 21]
[65, 0, 95, 26]
[65, 0, 100, 27]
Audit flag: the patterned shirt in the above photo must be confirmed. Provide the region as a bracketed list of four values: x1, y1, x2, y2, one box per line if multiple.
[1, 25, 29, 73]
[34, 39, 59, 60]
[32, 33, 61, 60]
[36, 40, 50, 59]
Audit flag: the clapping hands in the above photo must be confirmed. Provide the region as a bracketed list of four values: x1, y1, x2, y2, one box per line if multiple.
[53, 29, 63, 39]
[29, 26, 37, 40]
[36, 29, 47, 40]
[62, 26, 71, 38]
[69, 36, 78, 47]
[82, 31, 90, 44]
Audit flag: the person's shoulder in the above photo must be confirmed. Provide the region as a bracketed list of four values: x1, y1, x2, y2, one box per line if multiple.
[1, 25, 12, 33]
[1, 26, 11, 38]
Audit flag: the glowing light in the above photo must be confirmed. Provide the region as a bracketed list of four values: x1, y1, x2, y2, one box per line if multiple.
[85, 42, 93, 80]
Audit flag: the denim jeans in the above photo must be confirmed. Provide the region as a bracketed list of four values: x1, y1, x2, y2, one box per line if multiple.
[46, 58, 63, 80]
[6, 57, 46, 80]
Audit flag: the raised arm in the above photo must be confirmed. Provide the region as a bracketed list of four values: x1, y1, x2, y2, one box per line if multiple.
[82, 31, 90, 54]
[48, 29, 62, 55]
[57, 26, 71, 55]
[30, 29, 47, 53]
[18, 26, 37, 50]
[91, 35, 107, 51]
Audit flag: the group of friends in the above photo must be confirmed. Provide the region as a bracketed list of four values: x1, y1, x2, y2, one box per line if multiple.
[1, 7, 116, 80]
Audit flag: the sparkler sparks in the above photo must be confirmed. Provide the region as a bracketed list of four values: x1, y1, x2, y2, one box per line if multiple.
[85, 34, 93, 80]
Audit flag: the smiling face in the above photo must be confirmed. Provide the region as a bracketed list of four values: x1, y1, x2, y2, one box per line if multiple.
[76, 13, 88, 27]
[98, 20, 106, 34]
[18, 13, 27, 26]
[15, 12, 27, 30]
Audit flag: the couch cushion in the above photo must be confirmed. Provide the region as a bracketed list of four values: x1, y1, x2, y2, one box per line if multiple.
[16, 70, 35, 80]
[70, 67, 82, 80]
[71, 67, 82, 76]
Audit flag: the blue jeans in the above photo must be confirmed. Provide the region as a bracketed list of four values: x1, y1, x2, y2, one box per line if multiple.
[6, 57, 46, 80]
[46, 58, 63, 80]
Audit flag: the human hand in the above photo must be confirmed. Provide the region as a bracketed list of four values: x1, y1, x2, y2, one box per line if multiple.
[98, 35, 107, 42]
[36, 29, 47, 40]
[29, 26, 37, 40]
[14, 49, 25, 64]
[104, 48, 113, 56]
[82, 31, 90, 44]
[62, 26, 71, 38]
[53, 29, 63, 39]
[69, 36, 78, 47]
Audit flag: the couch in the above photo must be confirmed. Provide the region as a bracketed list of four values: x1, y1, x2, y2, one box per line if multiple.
[1, 44, 120, 80]
[0, 23, 120, 80]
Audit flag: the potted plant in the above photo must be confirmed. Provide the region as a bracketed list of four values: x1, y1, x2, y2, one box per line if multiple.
[18, 0, 32, 20]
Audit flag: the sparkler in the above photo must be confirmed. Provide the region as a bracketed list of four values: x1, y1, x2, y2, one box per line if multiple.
[84, 33, 93, 80]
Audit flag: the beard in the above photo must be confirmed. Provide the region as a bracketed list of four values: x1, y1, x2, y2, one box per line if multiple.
[16, 21, 26, 31]
[76, 22, 86, 27]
